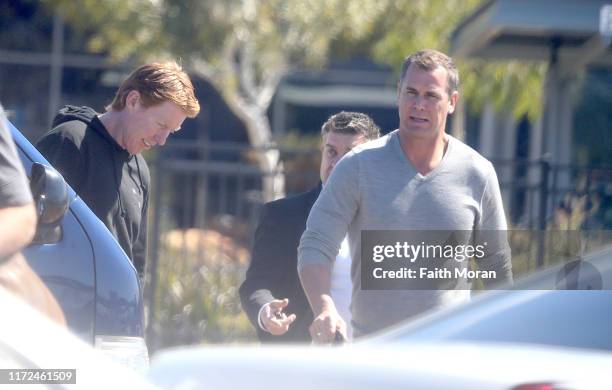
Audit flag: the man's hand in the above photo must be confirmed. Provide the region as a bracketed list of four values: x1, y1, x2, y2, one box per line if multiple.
[309, 301, 347, 344]
[260, 298, 296, 336]
[298, 264, 346, 344]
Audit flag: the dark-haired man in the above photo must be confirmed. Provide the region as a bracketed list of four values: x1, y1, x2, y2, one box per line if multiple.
[240, 112, 380, 343]
[299, 49, 512, 343]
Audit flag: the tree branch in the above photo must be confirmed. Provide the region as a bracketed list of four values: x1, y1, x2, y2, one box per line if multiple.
[239, 41, 258, 103]
[257, 69, 285, 109]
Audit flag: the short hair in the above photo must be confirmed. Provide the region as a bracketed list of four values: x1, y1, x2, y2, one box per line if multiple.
[321, 111, 381, 141]
[399, 49, 459, 94]
[107, 61, 200, 118]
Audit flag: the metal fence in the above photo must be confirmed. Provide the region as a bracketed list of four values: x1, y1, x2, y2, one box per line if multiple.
[144, 140, 612, 349]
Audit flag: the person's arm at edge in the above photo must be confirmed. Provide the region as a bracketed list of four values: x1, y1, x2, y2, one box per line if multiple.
[0, 112, 37, 259]
[0, 110, 65, 325]
[0, 202, 36, 260]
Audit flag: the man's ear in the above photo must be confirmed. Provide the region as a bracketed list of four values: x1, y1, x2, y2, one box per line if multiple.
[125, 90, 141, 110]
[448, 90, 459, 114]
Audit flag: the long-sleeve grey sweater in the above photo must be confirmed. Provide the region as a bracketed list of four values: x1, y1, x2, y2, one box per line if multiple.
[298, 130, 512, 336]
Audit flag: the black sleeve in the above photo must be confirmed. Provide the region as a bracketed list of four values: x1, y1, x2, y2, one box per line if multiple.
[36, 132, 85, 193]
[132, 187, 148, 279]
[239, 203, 287, 331]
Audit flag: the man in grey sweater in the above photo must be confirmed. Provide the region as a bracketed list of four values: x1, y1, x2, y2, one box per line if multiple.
[298, 49, 512, 343]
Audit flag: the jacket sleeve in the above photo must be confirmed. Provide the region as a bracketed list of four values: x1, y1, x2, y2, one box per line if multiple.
[239, 203, 287, 332]
[132, 187, 148, 279]
[36, 132, 85, 193]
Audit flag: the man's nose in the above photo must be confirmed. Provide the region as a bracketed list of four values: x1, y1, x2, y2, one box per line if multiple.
[412, 95, 426, 110]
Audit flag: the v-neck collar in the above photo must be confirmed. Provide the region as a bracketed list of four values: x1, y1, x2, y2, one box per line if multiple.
[391, 130, 453, 182]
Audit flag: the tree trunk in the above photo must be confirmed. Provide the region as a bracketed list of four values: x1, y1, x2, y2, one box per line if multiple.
[190, 62, 286, 202]
[230, 100, 285, 203]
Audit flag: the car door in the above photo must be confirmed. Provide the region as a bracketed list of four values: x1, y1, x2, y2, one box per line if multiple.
[12, 125, 96, 343]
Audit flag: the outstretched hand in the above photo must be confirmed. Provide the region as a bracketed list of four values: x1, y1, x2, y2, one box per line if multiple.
[260, 298, 297, 336]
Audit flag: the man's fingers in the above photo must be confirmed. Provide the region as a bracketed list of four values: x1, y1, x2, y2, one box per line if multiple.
[268, 299, 292, 324]
[312, 328, 334, 343]
[310, 320, 335, 344]
[263, 311, 296, 336]
[269, 298, 289, 310]
[310, 309, 346, 344]
[261, 306, 279, 329]
[309, 324, 321, 342]
[268, 317, 293, 335]
[323, 315, 337, 336]
[275, 314, 295, 327]
[335, 320, 348, 343]
[336, 318, 347, 335]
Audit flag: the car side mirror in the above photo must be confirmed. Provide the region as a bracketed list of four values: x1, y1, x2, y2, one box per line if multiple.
[29, 162, 70, 244]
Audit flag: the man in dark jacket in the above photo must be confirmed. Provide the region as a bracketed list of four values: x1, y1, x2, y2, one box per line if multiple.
[239, 112, 380, 343]
[37, 62, 200, 278]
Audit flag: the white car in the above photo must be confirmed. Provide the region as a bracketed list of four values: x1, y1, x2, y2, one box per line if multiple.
[0, 287, 156, 389]
[145, 246, 612, 389]
[147, 343, 612, 390]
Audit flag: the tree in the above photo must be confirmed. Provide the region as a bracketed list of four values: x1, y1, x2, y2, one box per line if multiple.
[326, 0, 545, 121]
[42, 0, 545, 199]
[42, 0, 385, 199]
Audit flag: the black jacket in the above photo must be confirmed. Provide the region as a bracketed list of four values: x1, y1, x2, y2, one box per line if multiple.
[239, 184, 321, 343]
[36, 106, 149, 276]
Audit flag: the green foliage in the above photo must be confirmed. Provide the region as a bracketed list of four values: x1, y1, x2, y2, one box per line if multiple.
[354, 0, 546, 121]
[366, 0, 482, 65]
[461, 60, 546, 121]
[42, 0, 546, 121]
[151, 231, 256, 350]
[42, 0, 166, 60]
